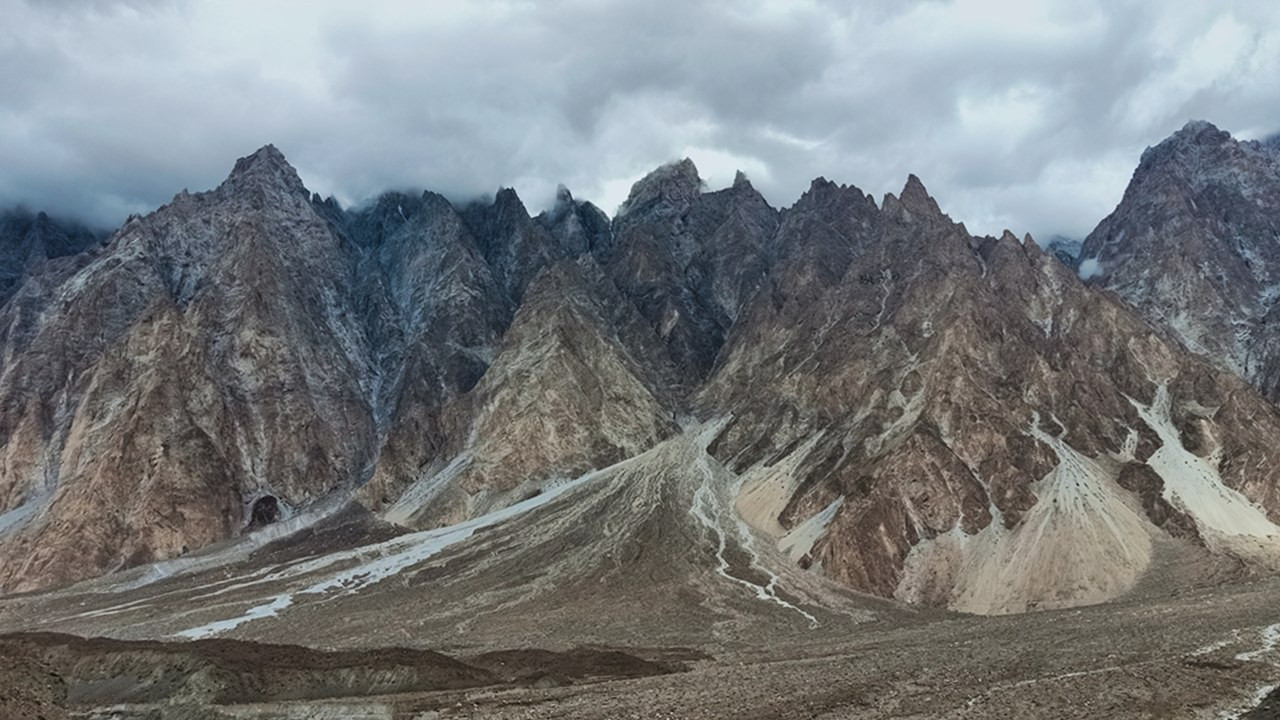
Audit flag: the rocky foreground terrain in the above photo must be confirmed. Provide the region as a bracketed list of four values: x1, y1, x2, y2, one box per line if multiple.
[3, 121, 1280, 717]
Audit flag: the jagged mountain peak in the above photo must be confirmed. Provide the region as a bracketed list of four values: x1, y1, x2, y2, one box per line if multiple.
[458, 184, 574, 304]
[884, 173, 945, 221]
[1082, 119, 1280, 400]
[616, 158, 702, 219]
[1130, 120, 1233, 168]
[535, 185, 611, 258]
[803, 175, 845, 194]
[366, 189, 424, 217]
[1172, 118, 1228, 141]
[543, 184, 581, 225]
[1134, 120, 1257, 177]
[1043, 235, 1083, 269]
[459, 186, 532, 223]
[543, 184, 605, 225]
[219, 143, 309, 199]
[490, 186, 531, 219]
[791, 176, 876, 215]
[420, 188, 456, 210]
[0, 207, 104, 305]
[900, 172, 932, 201]
[230, 143, 290, 172]
[554, 183, 574, 205]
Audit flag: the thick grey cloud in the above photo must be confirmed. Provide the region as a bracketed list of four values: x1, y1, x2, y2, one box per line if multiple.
[1, 0, 1278, 240]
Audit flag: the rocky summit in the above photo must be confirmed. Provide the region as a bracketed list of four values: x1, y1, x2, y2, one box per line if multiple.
[5, 128, 1280, 718]
[1082, 121, 1280, 400]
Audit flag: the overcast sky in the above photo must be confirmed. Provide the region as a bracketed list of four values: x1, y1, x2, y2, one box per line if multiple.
[2, 0, 1278, 240]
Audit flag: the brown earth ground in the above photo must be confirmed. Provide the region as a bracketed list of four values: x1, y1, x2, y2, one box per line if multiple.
[2, 493, 1279, 719]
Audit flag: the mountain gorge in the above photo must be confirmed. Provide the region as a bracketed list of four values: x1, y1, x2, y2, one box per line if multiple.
[2, 124, 1280, 628]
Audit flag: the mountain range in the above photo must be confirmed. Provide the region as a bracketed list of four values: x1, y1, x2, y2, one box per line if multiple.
[2, 120, 1280, 609]
[4, 120, 1280, 717]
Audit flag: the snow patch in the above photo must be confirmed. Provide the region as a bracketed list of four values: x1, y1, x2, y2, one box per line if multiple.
[177, 594, 293, 639]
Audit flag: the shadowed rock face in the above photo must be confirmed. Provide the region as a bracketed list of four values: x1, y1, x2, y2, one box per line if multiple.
[1081, 121, 1280, 400]
[248, 495, 281, 528]
[461, 188, 578, 304]
[535, 185, 612, 259]
[602, 160, 779, 383]
[343, 189, 512, 515]
[3, 137, 1280, 616]
[1043, 235, 1082, 270]
[0, 210, 103, 306]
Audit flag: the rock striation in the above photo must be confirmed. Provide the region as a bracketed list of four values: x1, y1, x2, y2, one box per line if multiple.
[3, 136, 1280, 617]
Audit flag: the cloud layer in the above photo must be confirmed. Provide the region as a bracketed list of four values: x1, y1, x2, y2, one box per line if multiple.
[2, 0, 1278, 239]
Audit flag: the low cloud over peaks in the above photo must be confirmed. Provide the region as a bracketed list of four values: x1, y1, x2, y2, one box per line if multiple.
[1, 0, 1278, 238]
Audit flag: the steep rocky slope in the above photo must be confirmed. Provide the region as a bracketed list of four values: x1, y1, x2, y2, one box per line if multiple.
[534, 185, 613, 259]
[343, 189, 512, 514]
[1080, 121, 1280, 399]
[384, 257, 681, 528]
[2, 140, 1280, 621]
[703, 175, 1280, 613]
[601, 161, 778, 382]
[0, 148, 379, 591]
[460, 188, 577, 304]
